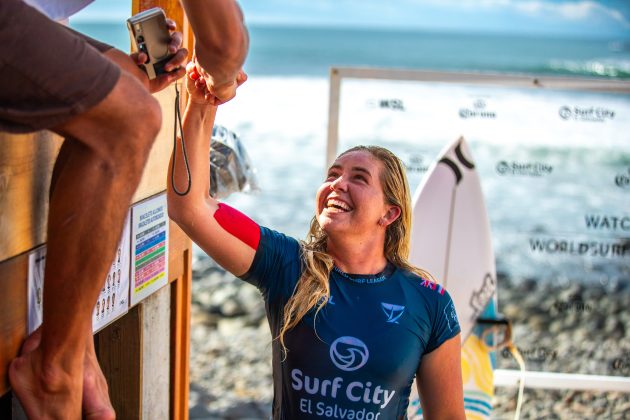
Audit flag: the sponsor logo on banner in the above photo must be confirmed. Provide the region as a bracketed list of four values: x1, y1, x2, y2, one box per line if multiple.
[459, 99, 497, 119]
[329, 336, 369, 371]
[584, 214, 630, 231]
[405, 154, 429, 173]
[502, 346, 558, 363]
[529, 238, 630, 258]
[558, 105, 615, 122]
[614, 168, 630, 189]
[367, 98, 405, 111]
[496, 160, 553, 177]
[552, 294, 593, 313]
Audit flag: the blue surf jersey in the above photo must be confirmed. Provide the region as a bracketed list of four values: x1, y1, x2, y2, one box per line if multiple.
[241, 227, 461, 420]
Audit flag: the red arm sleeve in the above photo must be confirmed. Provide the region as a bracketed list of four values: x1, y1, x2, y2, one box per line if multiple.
[213, 203, 261, 250]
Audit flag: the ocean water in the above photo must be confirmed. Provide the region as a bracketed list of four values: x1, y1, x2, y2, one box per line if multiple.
[71, 22, 630, 78]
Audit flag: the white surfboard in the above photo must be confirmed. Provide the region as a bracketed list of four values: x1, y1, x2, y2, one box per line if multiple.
[407, 136, 497, 420]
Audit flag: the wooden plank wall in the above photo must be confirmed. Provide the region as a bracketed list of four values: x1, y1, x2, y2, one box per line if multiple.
[0, 1, 195, 418]
[96, 305, 143, 418]
[0, 85, 180, 391]
[0, 132, 62, 262]
[169, 225, 192, 420]
[94, 220, 191, 419]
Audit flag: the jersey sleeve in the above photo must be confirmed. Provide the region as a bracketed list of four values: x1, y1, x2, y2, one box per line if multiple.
[238, 226, 302, 301]
[425, 290, 461, 353]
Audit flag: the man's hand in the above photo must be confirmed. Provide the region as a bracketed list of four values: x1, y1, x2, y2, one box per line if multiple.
[131, 18, 188, 93]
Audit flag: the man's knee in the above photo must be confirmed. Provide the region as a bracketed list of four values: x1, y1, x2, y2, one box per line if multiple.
[123, 96, 161, 169]
[110, 74, 162, 158]
[54, 71, 162, 164]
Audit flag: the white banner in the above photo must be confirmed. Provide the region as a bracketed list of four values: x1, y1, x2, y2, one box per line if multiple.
[336, 76, 629, 377]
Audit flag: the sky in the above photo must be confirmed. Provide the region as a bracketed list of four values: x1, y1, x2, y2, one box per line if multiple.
[73, 0, 630, 38]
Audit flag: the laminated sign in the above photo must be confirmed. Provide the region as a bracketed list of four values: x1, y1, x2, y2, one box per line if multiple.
[28, 211, 132, 335]
[130, 193, 169, 306]
[92, 212, 131, 332]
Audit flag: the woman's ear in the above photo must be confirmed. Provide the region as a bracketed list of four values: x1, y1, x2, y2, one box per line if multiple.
[381, 206, 402, 227]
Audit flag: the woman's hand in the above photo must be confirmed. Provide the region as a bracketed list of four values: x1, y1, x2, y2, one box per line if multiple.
[185, 62, 213, 105]
[192, 57, 247, 106]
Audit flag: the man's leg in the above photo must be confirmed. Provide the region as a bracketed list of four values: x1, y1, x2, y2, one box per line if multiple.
[9, 69, 162, 419]
[48, 143, 115, 420]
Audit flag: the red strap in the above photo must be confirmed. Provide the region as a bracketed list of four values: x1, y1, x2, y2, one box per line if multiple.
[213, 203, 261, 250]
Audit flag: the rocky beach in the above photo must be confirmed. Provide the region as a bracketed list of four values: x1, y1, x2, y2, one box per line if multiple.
[188, 255, 630, 419]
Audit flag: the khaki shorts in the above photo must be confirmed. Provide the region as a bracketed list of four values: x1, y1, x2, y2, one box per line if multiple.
[0, 0, 121, 133]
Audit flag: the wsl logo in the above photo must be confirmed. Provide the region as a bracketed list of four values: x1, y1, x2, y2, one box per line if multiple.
[366, 98, 405, 111]
[317, 294, 336, 306]
[329, 336, 369, 372]
[381, 302, 405, 324]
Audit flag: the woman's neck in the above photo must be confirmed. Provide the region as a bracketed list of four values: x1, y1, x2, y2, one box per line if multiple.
[326, 234, 388, 275]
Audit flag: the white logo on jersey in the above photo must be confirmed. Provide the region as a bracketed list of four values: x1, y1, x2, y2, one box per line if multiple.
[444, 301, 459, 331]
[329, 336, 369, 371]
[381, 302, 405, 323]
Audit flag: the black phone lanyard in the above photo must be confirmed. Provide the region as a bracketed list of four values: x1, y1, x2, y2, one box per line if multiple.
[171, 83, 191, 196]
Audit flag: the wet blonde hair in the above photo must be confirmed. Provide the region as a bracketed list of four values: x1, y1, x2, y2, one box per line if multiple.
[278, 145, 433, 350]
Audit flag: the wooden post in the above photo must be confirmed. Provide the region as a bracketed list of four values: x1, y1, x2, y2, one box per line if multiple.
[96, 305, 143, 418]
[0, 255, 28, 395]
[169, 227, 192, 420]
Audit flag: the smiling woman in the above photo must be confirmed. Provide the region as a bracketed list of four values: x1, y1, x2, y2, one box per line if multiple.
[167, 63, 466, 418]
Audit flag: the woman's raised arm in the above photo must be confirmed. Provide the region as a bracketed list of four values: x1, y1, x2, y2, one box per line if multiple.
[167, 64, 255, 276]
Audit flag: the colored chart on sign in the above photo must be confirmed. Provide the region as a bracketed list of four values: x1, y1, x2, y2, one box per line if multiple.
[130, 194, 169, 306]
